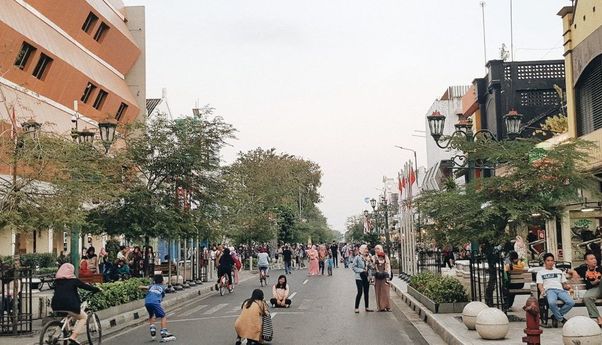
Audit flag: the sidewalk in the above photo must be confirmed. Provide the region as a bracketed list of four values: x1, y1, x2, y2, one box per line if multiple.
[390, 277, 577, 345]
[0, 270, 255, 345]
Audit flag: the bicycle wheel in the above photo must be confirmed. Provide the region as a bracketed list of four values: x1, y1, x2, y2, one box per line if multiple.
[39, 320, 67, 345]
[86, 312, 102, 345]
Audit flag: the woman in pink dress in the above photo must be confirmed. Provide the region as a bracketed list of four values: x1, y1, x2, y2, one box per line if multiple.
[308, 245, 319, 276]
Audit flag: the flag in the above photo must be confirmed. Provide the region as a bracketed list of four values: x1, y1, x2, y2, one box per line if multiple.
[398, 173, 404, 193]
[409, 166, 416, 186]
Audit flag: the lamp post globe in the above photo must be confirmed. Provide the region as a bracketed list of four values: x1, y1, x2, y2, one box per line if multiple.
[504, 110, 523, 139]
[98, 118, 118, 153]
[427, 110, 446, 141]
[21, 119, 41, 139]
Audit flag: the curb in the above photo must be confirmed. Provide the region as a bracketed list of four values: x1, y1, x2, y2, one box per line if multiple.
[390, 280, 466, 345]
[99, 272, 256, 338]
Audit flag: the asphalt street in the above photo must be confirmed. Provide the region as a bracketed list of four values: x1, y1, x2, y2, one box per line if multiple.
[103, 266, 431, 345]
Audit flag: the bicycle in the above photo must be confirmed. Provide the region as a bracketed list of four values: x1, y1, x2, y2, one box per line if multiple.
[39, 299, 102, 345]
[218, 273, 232, 296]
[259, 267, 268, 287]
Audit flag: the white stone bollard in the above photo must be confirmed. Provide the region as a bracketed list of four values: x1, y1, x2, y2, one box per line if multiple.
[462, 301, 489, 330]
[562, 316, 602, 345]
[475, 307, 509, 340]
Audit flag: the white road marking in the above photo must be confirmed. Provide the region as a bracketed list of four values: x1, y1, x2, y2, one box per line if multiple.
[169, 314, 238, 323]
[302, 279, 308, 285]
[289, 292, 297, 299]
[178, 304, 208, 317]
[203, 303, 228, 315]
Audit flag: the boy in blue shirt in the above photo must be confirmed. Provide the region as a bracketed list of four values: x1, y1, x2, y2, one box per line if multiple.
[142, 275, 175, 342]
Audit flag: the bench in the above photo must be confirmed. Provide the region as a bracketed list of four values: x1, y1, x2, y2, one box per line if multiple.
[79, 274, 103, 284]
[157, 263, 177, 275]
[38, 275, 55, 290]
[503, 270, 535, 311]
[538, 279, 602, 325]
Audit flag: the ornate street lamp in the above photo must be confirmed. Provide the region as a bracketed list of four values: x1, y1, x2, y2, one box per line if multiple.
[426, 111, 446, 142]
[98, 118, 118, 153]
[77, 128, 95, 144]
[504, 110, 523, 139]
[370, 198, 377, 210]
[363, 210, 369, 217]
[21, 119, 41, 139]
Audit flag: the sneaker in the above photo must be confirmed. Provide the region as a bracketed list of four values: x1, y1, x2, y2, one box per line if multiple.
[150, 325, 157, 339]
[160, 331, 175, 343]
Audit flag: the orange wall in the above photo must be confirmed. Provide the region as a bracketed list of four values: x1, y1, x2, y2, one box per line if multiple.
[0, 23, 139, 124]
[24, 0, 140, 75]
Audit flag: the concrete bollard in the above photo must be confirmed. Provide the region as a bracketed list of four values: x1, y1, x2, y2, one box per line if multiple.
[462, 301, 489, 330]
[475, 308, 510, 340]
[562, 316, 602, 345]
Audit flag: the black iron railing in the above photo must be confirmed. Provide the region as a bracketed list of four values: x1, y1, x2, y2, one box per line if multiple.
[0, 266, 32, 336]
[416, 250, 442, 274]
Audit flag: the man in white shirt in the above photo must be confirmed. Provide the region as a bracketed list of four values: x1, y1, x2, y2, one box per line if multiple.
[536, 253, 575, 327]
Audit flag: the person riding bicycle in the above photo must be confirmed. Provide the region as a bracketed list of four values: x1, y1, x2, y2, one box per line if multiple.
[257, 247, 270, 278]
[218, 247, 234, 291]
[50, 263, 100, 345]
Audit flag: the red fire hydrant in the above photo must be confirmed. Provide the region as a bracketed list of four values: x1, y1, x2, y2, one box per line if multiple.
[522, 296, 543, 345]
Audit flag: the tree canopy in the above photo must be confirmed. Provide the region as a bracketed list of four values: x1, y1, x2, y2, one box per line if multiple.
[415, 137, 597, 247]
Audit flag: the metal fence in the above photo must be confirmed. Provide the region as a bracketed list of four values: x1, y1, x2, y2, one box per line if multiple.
[468, 253, 505, 309]
[416, 250, 442, 274]
[0, 266, 32, 336]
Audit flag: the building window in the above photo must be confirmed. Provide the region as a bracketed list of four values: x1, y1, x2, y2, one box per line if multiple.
[81, 82, 97, 103]
[32, 53, 53, 80]
[93, 22, 110, 42]
[14, 42, 36, 70]
[92, 90, 108, 110]
[81, 12, 99, 33]
[576, 55, 602, 136]
[115, 103, 128, 121]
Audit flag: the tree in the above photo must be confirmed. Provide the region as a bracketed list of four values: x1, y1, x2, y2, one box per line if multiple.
[415, 137, 596, 305]
[221, 148, 330, 245]
[89, 107, 235, 241]
[0, 129, 124, 234]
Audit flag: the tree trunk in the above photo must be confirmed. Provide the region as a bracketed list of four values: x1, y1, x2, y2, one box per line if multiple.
[484, 243, 498, 307]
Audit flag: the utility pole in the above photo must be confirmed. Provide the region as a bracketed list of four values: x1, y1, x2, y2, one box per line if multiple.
[480, 1, 487, 66]
[510, 0, 514, 61]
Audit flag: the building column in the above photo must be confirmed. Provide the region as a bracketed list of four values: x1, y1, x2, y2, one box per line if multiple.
[546, 217, 558, 258]
[560, 210, 573, 263]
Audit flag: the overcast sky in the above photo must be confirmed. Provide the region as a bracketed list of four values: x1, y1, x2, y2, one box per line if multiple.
[125, 0, 568, 232]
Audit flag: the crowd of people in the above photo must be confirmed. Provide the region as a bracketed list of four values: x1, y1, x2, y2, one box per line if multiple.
[69, 245, 157, 282]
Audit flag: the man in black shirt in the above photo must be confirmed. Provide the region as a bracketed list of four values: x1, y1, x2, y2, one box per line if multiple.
[571, 252, 602, 326]
[283, 245, 293, 275]
[330, 241, 339, 268]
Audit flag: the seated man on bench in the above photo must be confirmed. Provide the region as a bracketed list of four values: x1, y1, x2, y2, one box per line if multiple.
[537, 253, 575, 328]
[569, 251, 602, 326]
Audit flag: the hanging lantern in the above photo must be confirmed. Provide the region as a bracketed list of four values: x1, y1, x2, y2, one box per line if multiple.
[504, 110, 523, 138]
[427, 111, 446, 141]
[98, 118, 118, 153]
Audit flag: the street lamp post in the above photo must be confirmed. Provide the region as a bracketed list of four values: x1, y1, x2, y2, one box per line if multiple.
[70, 117, 118, 274]
[370, 198, 377, 236]
[426, 110, 523, 182]
[381, 194, 391, 255]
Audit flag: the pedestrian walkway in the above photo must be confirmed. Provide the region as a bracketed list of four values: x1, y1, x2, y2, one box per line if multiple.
[0, 270, 254, 345]
[390, 277, 578, 345]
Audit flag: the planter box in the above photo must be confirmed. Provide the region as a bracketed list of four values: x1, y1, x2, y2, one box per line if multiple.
[407, 285, 468, 314]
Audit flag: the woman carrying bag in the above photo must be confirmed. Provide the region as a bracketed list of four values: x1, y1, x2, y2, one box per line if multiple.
[352, 244, 374, 313]
[235, 289, 272, 344]
[373, 245, 392, 312]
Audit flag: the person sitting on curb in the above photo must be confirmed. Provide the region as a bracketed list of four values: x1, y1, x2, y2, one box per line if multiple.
[270, 275, 291, 308]
[568, 251, 602, 326]
[537, 252, 575, 328]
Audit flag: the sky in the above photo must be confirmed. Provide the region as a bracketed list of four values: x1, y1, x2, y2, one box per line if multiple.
[124, 0, 569, 232]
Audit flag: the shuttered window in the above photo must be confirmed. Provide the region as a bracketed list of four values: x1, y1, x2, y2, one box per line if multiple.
[576, 55, 602, 136]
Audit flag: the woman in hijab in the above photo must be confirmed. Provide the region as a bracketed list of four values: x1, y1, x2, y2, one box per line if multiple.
[235, 289, 269, 345]
[307, 245, 319, 276]
[373, 245, 391, 312]
[51, 263, 100, 345]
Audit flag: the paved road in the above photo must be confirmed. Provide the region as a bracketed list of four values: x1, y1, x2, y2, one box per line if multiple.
[103, 267, 430, 345]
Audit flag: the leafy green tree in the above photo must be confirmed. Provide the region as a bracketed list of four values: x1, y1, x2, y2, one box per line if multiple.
[416, 137, 596, 305]
[222, 148, 329, 245]
[0, 130, 124, 234]
[89, 107, 235, 241]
